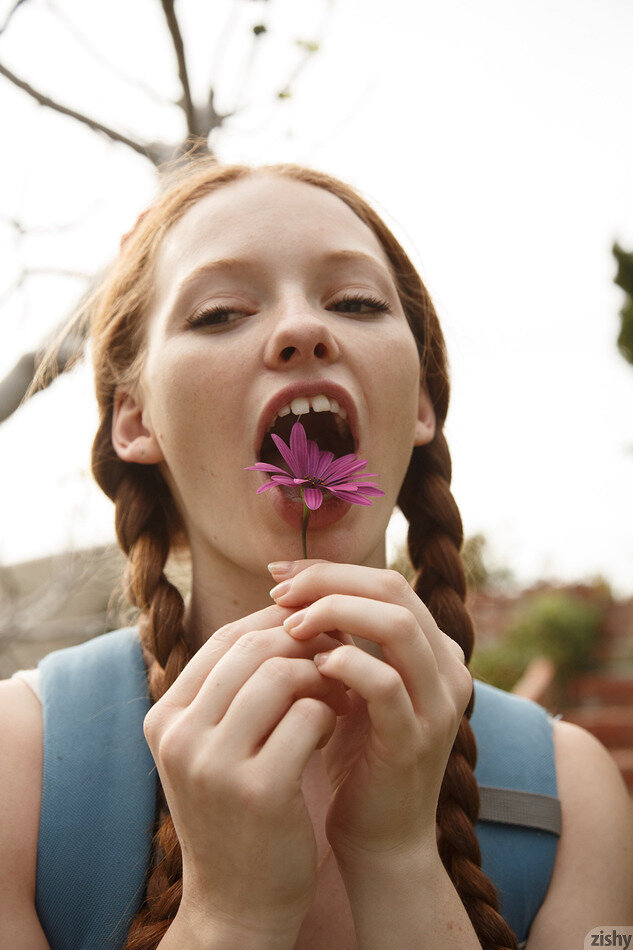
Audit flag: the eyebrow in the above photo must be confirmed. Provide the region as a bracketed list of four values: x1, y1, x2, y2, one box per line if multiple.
[173, 249, 396, 300]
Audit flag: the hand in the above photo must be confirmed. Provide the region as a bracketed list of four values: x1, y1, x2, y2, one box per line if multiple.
[269, 559, 473, 863]
[143, 600, 350, 939]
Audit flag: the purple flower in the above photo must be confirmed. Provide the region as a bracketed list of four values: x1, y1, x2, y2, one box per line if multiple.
[244, 421, 385, 510]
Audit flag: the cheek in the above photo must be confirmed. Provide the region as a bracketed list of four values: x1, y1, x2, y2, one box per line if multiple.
[378, 337, 421, 433]
[143, 346, 233, 460]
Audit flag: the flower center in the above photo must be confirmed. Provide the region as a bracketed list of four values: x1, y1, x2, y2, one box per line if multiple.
[304, 476, 326, 488]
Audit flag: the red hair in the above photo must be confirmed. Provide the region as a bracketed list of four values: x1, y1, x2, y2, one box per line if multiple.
[74, 155, 520, 949]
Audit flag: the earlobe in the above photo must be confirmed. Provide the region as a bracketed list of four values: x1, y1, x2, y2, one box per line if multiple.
[111, 390, 164, 464]
[414, 386, 436, 446]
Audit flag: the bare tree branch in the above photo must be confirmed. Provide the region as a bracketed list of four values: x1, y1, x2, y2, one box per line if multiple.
[0, 0, 30, 36]
[159, 0, 196, 135]
[0, 270, 96, 423]
[0, 331, 83, 423]
[44, 0, 173, 107]
[0, 59, 166, 164]
[0, 204, 103, 236]
[0, 0, 332, 426]
[0, 266, 91, 309]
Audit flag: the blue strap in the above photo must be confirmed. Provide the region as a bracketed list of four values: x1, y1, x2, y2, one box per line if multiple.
[471, 679, 560, 943]
[36, 627, 156, 950]
[35, 629, 559, 948]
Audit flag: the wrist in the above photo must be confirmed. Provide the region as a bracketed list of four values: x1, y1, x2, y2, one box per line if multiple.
[169, 895, 302, 950]
[332, 833, 442, 888]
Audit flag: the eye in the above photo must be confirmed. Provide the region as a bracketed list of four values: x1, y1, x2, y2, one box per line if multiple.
[329, 292, 390, 315]
[185, 304, 247, 329]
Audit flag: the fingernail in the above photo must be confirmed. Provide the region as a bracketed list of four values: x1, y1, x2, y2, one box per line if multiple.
[270, 579, 292, 599]
[313, 652, 329, 666]
[283, 610, 306, 632]
[267, 561, 293, 577]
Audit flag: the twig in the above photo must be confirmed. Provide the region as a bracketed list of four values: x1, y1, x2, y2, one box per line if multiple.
[0, 59, 161, 163]
[0, 267, 90, 309]
[0, 0, 30, 36]
[44, 0, 172, 107]
[159, 0, 196, 135]
[0, 203, 103, 236]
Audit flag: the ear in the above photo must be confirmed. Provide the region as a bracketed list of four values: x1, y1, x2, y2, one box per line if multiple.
[112, 389, 164, 464]
[414, 385, 436, 446]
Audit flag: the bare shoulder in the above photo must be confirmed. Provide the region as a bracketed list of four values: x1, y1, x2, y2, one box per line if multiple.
[0, 677, 51, 946]
[526, 718, 633, 950]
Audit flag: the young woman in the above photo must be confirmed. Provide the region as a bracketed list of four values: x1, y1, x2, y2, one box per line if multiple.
[2, 158, 631, 950]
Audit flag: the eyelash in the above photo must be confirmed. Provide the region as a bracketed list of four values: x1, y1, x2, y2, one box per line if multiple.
[185, 292, 391, 329]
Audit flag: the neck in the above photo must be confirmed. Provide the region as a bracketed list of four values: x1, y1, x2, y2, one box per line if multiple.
[181, 534, 388, 654]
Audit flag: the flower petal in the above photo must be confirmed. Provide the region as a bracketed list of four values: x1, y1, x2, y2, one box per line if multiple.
[244, 462, 292, 476]
[303, 487, 323, 510]
[268, 474, 302, 486]
[323, 456, 370, 480]
[254, 481, 277, 493]
[270, 433, 301, 474]
[326, 488, 373, 505]
[315, 450, 335, 478]
[289, 422, 310, 471]
[353, 485, 386, 497]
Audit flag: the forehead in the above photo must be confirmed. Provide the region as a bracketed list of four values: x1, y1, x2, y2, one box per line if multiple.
[154, 173, 393, 291]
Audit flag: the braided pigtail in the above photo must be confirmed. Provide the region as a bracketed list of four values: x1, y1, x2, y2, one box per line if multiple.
[91, 414, 190, 947]
[398, 432, 519, 950]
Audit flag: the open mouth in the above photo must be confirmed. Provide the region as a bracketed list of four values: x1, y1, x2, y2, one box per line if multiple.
[258, 409, 355, 468]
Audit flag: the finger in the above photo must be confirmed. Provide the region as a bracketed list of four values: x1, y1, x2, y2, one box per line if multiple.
[282, 594, 445, 713]
[269, 562, 455, 670]
[188, 629, 346, 725]
[157, 603, 301, 710]
[267, 558, 328, 581]
[255, 697, 337, 785]
[312, 646, 419, 754]
[218, 657, 348, 758]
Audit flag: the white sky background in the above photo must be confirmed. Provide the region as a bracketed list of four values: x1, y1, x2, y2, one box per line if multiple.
[0, 0, 632, 596]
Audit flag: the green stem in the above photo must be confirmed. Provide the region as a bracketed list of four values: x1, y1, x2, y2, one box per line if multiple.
[300, 488, 309, 559]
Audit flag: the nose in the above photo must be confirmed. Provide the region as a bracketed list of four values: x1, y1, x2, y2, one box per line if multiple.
[263, 296, 342, 367]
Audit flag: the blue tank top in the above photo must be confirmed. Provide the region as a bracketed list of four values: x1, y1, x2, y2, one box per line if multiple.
[34, 627, 561, 949]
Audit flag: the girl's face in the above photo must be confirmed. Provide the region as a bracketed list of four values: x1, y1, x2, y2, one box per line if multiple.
[113, 174, 435, 574]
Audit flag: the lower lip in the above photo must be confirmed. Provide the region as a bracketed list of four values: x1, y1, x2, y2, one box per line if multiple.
[259, 473, 352, 529]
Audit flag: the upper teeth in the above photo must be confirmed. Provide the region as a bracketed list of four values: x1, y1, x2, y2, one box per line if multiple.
[268, 394, 348, 432]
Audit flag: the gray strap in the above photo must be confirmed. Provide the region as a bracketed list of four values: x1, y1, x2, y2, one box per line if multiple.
[478, 785, 562, 835]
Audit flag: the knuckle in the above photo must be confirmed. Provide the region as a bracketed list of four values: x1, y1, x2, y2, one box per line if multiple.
[142, 706, 158, 743]
[239, 769, 282, 812]
[384, 569, 411, 599]
[231, 629, 262, 656]
[394, 604, 418, 639]
[156, 720, 188, 771]
[445, 634, 466, 665]
[212, 623, 240, 647]
[323, 592, 344, 612]
[455, 663, 474, 710]
[377, 665, 403, 700]
[261, 654, 294, 682]
[142, 698, 171, 746]
[292, 695, 330, 724]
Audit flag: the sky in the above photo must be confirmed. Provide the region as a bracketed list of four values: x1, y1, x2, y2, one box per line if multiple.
[0, 0, 632, 597]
